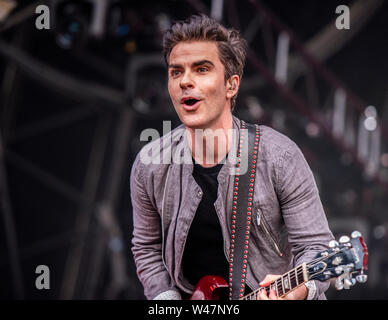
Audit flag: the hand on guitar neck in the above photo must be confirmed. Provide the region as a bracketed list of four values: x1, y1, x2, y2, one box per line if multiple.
[189, 231, 368, 300]
[257, 274, 308, 300]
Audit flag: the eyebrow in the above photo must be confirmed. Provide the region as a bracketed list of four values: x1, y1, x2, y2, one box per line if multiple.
[168, 60, 215, 69]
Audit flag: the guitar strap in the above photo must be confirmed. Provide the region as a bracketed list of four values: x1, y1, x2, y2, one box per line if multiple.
[228, 120, 261, 300]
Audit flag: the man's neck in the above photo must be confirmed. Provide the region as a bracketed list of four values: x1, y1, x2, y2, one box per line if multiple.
[186, 113, 233, 168]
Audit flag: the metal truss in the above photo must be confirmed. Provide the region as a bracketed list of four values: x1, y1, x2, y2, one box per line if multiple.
[0, 19, 135, 299]
[187, 0, 388, 193]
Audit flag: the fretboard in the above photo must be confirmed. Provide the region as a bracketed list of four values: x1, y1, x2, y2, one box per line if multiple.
[240, 263, 308, 300]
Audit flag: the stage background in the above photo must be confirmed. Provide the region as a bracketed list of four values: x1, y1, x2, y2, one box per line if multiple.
[1, 0, 387, 300]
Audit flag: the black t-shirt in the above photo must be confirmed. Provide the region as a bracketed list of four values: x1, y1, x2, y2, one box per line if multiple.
[181, 161, 229, 287]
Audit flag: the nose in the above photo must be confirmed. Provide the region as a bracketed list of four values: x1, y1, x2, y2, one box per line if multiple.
[180, 71, 194, 89]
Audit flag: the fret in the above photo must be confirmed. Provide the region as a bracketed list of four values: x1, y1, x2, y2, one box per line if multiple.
[279, 276, 285, 296]
[280, 275, 285, 296]
[298, 268, 305, 284]
[295, 267, 299, 286]
[301, 263, 308, 283]
[241, 264, 309, 300]
[295, 265, 306, 286]
[287, 271, 292, 291]
[290, 269, 297, 288]
[253, 289, 259, 298]
[289, 268, 297, 292]
[299, 265, 306, 284]
[267, 282, 273, 296]
[274, 280, 279, 297]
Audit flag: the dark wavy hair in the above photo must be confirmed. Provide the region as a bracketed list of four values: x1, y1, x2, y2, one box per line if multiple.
[162, 14, 247, 110]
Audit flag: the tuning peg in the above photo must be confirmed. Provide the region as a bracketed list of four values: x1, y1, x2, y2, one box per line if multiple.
[329, 240, 339, 248]
[320, 251, 329, 257]
[343, 278, 354, 289]
[339, 235, 350, 243]
[351, 231, 362, 238]
[356, 274, 368, 283]
[335, 277, 344, 290]
[335, 266, 343, 275]
[344, 278, 356, 288]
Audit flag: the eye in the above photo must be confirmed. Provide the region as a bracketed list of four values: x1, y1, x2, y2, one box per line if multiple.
[170, 69, 181, 77]
[197, 67, 209, 73]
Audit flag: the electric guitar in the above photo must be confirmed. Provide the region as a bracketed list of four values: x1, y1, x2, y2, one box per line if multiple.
[189, 231, 368, 300]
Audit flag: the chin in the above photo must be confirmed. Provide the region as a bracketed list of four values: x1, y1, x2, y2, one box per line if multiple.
[180, 114, 209, 130]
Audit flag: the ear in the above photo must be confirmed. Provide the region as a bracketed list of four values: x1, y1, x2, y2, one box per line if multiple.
[226, 75, 240, 100]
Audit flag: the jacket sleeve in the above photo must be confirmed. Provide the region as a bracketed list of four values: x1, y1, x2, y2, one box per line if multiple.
[275, 142, 334, 299]
[130, 154, 181, 300]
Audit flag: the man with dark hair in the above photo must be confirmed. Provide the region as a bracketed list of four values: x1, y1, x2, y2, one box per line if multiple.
[163, 14, 247, 111]
[131, 14, 334, 300]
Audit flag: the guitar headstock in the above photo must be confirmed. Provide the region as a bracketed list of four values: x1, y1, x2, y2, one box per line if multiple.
[307, 231, 368, 290]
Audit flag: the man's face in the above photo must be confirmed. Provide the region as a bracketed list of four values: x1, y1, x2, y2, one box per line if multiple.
[168, 41, 233, 130]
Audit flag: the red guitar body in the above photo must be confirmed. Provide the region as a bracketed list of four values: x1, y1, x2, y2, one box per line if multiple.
[189, 275, 228, 300]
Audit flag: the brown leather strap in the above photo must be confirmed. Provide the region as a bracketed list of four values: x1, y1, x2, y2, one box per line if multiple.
[228, 121, 261, 300]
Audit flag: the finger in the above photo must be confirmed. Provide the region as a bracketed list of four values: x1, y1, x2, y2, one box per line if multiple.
[284, 285, 307, 300]
[268, 289, 279, 300]
[259, 280, 271, 287]
[283, 290, 294, 300]
[259, 274, 281, 287]
[257, 289, 269, 300]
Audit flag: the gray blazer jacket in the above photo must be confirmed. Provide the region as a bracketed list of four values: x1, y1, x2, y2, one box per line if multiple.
[130, 116, 334, 300]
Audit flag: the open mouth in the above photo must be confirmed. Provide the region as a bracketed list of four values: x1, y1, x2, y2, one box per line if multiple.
[181, 97, 202, 108]
[184, 98, 199, 106]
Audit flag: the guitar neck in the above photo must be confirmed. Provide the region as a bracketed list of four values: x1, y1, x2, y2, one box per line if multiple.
[240, 263, 309, 300]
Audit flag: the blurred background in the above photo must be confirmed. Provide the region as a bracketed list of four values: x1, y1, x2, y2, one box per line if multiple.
[0, 0, 387, 300]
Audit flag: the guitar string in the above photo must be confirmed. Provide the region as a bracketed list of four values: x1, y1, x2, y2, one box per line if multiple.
[242, 248, 344, 300]
[240, 247, 350, 300]
[241, 267, 304, 300]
